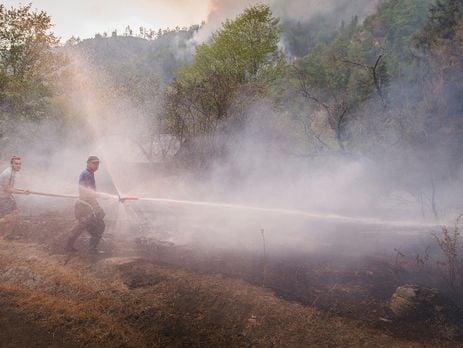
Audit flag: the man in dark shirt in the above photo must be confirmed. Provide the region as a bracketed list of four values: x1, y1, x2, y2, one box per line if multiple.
[66, 156, 105, 254]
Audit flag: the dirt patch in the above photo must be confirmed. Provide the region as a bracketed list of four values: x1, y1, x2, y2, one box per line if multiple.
[118, 260, 168, 289]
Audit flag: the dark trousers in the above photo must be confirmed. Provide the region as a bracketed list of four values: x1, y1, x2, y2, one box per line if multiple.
[66, 200, 105, 252]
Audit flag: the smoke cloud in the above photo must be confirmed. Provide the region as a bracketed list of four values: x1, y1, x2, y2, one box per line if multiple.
[195, 0, 382, 42]
[4, 0, 454, 261]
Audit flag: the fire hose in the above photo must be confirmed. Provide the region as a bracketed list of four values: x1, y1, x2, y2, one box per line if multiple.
[21, 190, 78, 199]
[15, 189, 139, 203]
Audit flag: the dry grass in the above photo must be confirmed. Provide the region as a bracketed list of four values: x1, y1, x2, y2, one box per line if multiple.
[0, 240, 144, 346]
[0, 284, 143, 346]
[0, 238, 459, 347]
[433, 215, 463, 296]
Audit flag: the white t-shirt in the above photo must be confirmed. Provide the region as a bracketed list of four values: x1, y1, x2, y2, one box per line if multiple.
[0, 167, 15, 199]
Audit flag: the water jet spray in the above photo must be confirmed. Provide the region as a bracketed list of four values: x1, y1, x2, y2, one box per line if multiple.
[14, 190, 442, 229]
[137, 197, 443, 229]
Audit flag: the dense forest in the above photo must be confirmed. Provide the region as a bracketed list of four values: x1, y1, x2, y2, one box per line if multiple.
[1, 0, 463, 220]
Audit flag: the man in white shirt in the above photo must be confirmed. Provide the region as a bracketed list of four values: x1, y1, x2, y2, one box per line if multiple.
[0, 156, 30, 239]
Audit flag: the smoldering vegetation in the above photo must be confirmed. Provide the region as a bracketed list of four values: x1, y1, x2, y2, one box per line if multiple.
[2, 0, 463, 344]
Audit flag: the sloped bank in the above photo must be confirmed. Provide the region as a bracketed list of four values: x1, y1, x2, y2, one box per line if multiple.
[0, 238, 448, 347]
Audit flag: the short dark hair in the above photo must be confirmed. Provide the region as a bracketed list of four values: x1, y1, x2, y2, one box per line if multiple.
[10, 156, 21, 164]
[87, 155, 100, 163]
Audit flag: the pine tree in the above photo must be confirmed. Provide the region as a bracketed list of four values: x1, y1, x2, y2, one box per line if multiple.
[416, 0, 463, 47]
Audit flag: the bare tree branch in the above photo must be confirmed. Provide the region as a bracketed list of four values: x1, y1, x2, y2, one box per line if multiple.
[339, 54, 386, 107]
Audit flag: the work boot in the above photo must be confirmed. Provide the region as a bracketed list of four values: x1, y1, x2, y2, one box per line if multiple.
[5, 234, 21, 240]
[65, 238, 79, 253]
[89, 248, 105, 255]
[65, 246, 78, 253]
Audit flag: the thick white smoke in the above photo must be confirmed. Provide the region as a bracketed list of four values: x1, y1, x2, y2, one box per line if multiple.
[195, 0, 382, 42]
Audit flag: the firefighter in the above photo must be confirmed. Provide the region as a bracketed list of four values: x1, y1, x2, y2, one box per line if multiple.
[66, 156, 105, 254]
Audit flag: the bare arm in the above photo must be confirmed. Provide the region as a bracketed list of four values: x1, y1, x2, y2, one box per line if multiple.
[12, 188, 30, 195]
[2, 184, 29, 195]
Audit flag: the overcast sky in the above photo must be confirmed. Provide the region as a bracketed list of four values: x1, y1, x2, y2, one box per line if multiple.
[3, 0, 210, 41]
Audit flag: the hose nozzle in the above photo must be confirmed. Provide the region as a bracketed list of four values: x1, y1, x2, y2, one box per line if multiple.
[119, 195, 139, 203]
